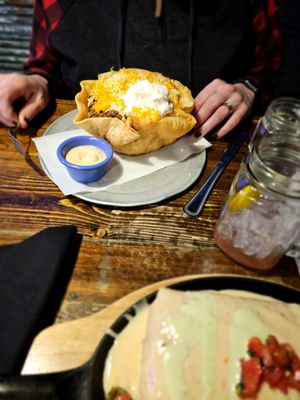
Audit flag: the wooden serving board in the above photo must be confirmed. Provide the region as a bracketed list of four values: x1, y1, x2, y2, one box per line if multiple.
[22, 274, 204, 375]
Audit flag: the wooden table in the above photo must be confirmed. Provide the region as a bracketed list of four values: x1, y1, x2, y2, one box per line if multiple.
[0, 99, 298, 373]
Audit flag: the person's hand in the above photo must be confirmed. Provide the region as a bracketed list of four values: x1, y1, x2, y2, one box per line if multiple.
[193, 79, 255, 138]
[0, 73, 50, 129]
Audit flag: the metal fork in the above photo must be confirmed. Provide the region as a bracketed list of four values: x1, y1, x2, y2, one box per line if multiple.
[7, 124, 45, 176]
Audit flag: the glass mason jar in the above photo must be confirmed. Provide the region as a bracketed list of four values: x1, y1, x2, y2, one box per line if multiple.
[214, 135, 300, 270]
[250, 97, 300, 149]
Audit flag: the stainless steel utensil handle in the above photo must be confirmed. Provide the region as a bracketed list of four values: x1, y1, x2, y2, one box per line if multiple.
[183, 163, 224, 217]
[7, 126, 45, 176]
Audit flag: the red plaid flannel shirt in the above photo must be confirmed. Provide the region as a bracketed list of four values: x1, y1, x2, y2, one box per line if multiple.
[24, 0, 283, 107]
[25, 0, 62, 80]
[246, 0, 282, 106]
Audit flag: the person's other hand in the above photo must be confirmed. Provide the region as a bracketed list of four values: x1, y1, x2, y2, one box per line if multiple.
[0, 73, 50, 129]
[193, 79, 255, 138]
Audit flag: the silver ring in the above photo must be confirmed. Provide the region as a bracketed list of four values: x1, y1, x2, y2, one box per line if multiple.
[223, 100, 233, 114]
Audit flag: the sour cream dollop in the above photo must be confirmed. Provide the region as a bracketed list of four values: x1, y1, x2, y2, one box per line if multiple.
[66, 145, 106, 166]
[122, 79, 173, 118]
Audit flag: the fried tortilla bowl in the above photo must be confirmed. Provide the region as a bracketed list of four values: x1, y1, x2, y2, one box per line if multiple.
[73, 68, 197, 155]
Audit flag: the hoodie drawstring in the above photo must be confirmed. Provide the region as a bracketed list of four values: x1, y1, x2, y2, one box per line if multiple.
[118, 0, 195, 89]
[155, 0, 163, 17]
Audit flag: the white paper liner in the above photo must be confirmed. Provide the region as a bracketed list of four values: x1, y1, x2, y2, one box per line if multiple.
[33, 129, 211, 196]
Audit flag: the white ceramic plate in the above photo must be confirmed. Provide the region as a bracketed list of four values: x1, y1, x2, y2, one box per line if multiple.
[41, 110, 206, 207]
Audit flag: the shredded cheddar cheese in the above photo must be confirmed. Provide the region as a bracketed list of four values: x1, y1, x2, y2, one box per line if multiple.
[89, 68, 178, 121]
[132, 106, 160, 120]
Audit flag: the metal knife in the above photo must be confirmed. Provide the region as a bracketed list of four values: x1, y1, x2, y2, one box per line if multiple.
[183, 127, 249, 218]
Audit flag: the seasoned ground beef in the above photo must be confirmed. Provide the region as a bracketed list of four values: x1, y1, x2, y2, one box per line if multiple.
[87, 107, 124, 120]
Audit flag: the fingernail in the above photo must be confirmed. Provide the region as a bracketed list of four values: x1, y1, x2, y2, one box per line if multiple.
[210, 133, 218, 140]
[190, 125, 200, 135]
[195, 127, 205, 138]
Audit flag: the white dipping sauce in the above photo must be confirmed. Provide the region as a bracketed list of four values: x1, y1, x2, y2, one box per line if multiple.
[66, 145, 106, 166]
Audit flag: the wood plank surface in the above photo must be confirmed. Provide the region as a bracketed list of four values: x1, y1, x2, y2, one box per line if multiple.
[0, 99, 298, 374]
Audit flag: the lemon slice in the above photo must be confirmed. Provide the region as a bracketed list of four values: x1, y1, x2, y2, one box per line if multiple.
[228, 184, 261, 211]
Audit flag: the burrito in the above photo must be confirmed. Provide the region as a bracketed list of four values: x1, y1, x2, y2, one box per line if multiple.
[73, 68, 196, 155]
[104, 288, 300, 400]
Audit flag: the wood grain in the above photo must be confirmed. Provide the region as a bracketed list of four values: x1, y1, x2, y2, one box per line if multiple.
[0, 100, 298, 374]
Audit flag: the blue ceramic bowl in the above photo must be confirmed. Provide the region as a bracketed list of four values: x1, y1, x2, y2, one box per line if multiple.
[57, 135, 113, 183]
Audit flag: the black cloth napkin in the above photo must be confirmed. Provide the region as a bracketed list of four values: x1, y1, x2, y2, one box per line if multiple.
[0, 225, 82, 374]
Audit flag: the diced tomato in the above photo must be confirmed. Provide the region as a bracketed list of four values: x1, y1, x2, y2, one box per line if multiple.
[113, 395, 132, 400]
[263, 366, 285, 387]
[107, 387, 133, 400]
[238, 358, 263, 398]
[288, 374, 300, 391]
[288, 354, 300, 373]
[248, 337, 264, 357]
[276, 376, 289, 394]
[292, 357, 300, 373]
[272, 347, 290, 367]
[280, 342, 294, 354]
[265, 335, 279, 352]
[237, 335, 300, 398]
[248, 336, 273, 367]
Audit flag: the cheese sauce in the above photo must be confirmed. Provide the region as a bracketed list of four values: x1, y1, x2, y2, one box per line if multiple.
[66, 145, 106, 166]
[104, 303, 150, 398]
[103, 289, 300, 400]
